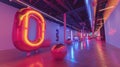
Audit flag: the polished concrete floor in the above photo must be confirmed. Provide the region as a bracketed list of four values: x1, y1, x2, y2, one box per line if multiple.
[0, 39, 120, 67]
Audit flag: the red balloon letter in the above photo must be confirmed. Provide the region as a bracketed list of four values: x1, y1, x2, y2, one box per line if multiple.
[12, 8, 46, 51]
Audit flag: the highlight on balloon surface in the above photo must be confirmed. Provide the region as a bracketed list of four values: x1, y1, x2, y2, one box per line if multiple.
[65, 38, 72, 45]
[51, 43, 67, 60]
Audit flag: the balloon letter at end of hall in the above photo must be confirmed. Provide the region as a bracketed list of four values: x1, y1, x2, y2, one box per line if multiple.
[12, 8, 46, 51]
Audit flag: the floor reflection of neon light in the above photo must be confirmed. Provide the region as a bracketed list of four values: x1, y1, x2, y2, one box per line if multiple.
[71, 30, 73, 41]
[81, 42, 84, 50]
[74, 42, 79, 50]
[86, 39, 90, 49]
[96, 42, 107, 67]
[30, 61, 43, 67]
[71, 46, 74, 59]
[17, 55, 43, 67]
[70, 46, 78, 63]
[66, 45, 78, 63]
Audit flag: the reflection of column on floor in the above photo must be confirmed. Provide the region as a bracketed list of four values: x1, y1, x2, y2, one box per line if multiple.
[77, 31, 81, 41]
[80, 39, 90, 50]
[79, 22, 87, 41]
[80, 31, 87, 41]
[80, 40, 86, 50]
[70, 30, 73, 41]
[79, 33, 90, 50]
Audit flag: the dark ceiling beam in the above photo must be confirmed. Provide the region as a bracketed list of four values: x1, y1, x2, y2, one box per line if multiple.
[29, 0, 39, 5]
[56, 0, 70, 11]
[75, 12, 83, 22]
[69, 14, 78, 23]
[73, 12, 82, 22]
[43, 0, 62, 13]
[64, 0, 73, 10]
[73, 0, 78, 5]
[66, 6, 86, 14]
[77, 13, 83, 21]
[68, 12, 87, 30]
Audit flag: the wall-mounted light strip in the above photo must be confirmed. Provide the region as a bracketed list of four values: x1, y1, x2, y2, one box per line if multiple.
[99, 6, 114, 12]
[23, 10, 45, 47]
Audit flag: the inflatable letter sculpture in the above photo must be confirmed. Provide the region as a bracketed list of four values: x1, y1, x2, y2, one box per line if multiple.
[12, 8, 46, 51]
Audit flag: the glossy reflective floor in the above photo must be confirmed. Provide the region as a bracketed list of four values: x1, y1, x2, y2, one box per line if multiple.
[0, 39, 120, 67]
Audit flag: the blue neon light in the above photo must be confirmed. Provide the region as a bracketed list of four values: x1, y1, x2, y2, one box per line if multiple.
[85, 0, 93, 27]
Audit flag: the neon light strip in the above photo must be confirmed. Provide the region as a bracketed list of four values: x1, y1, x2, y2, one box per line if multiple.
[99, 6, 114, 12]
[85, 0, 93, 28]
[22, 10, 45, 47]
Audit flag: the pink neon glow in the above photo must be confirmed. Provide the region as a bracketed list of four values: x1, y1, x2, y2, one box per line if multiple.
[64, 13, 66, 43]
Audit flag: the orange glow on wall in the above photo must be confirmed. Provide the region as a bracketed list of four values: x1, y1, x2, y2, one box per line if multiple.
[12, 8, 46, 51]
[103, 0, 119, 22]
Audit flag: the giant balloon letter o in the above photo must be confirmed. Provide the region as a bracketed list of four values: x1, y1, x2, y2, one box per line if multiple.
[12, 8, 46, 51]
